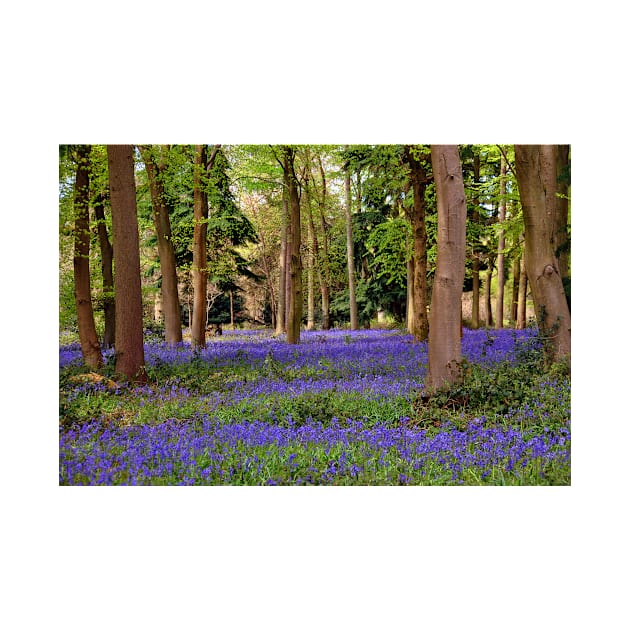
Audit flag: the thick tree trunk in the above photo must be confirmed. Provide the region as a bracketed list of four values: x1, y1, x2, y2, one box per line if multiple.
[191, 144, 208, 349]
[495, 155, 507, 328]
[107, 144, 146, 383]
[514, 144, 571, 362]
[426, 145, 467, 392]
[93, 192, 115, 348]
[73, 145, 103, 369]
[139, 145, 182, 345]
[344, 162, 359, 330]
[283, 147, 303, 344]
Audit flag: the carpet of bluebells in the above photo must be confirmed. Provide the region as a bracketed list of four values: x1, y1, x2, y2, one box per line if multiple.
[59, 327, 571, 485]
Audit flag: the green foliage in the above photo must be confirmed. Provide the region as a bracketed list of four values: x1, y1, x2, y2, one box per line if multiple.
[412, 335, 569, 433]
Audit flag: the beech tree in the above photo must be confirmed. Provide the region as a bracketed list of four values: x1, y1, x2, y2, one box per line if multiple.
[426, 145, 467, 392]
[138, 145, 182, 345]
[107, 144, 146, 383]
[514, 144, 571, 363]
[281, 146, 303, 344]
[72, 145, 103, 369]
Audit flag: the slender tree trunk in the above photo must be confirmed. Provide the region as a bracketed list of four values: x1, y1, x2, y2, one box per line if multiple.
[516, 255, 528, 329]
[93, 191, 115, 348]
[305, 186, 315, 330]
[485, 257, 494, 327]
[344, 160, 359, 330]
[555, 144, 571, 310]
[404, 146, 430, 341]
[229, 289, 234, 328]
[276, 188, 288, 335]
[107, 144, 146, 383]
[191, 144, 208, 349]
[138, 145, 182, 345]
[316, 155, 331, 329]
[406, 256, 415, 334]
[514, 144, 571, 362]
[495, 155, 507, 328]
[510, 254, 521, 324]
[283, 146, 303, 344]
[426, 145, 467, 392]
[73, 145, 103, 369]
[471, 152, 481, 329]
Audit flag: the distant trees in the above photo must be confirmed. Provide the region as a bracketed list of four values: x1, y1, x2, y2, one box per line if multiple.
[59, 143, 570, 376]
[107, 144, 147, 383]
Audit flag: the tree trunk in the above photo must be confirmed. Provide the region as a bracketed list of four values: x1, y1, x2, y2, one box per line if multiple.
[316, 155, 331, 329]
[107, 144, 146, 383]
[426, 145, 467, 392]
[283, 147, 303, 344]
[138, 145, 182, 345]
[344, 159, 359, 330]
[406, 256, 414, 334]
[73, 145, 103, 369]
[495, 155, 507, 328]
[471, 152, 481, 329]
[305, 186, 315, 330]
[93, 192, 115, 348]
[191, 144, 208, 349]
[404, 146, 430, 341]
[276, 188, 288, 335]
[514, 144, 571, 362]
[485, 257, 494, 327]
[555, 144, 571, 310]
[510, 254, 521, 324]
[516, 255, 528, 329]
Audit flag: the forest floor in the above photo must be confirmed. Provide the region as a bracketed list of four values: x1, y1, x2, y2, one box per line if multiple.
[59, 327, 570, 485]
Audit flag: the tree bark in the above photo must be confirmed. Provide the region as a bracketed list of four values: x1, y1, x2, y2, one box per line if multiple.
[107, 144, 146, 383]
[283, 146, 303, 344]
[514, 144, 571, 362]
[276, 188, 288, 335]
[93, 191, 115, 348]
[516, 254, 528, 329]
[138, 145, 182, 345]
[73, 145, 103, 369]
[316, 155, 331, 329]
[426, 145, 467, 392]
[344, 158, 359, 330]
[510, 254, 521, 324]
[403, 145, 429, 341]
[485, 256, 494, 327]
[191, 144, 208, 349]
[555, 144, 571, 310]
[495, 155, 507, 328]
[471, 152, 481, 329]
